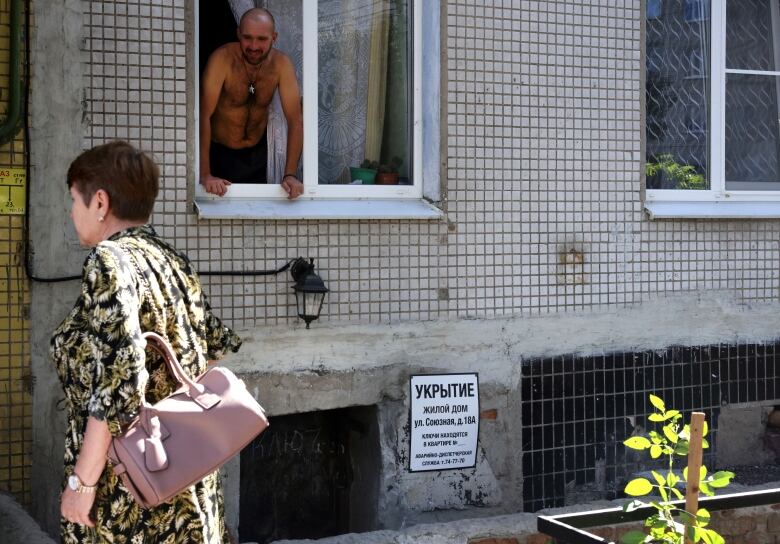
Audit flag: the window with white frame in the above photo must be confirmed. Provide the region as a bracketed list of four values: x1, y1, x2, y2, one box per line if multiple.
[645, 0, 780, 207]
[195, 0, 426, 204]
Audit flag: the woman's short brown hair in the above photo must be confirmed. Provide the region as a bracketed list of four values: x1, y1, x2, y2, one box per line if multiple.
[66, 141, 160, 221]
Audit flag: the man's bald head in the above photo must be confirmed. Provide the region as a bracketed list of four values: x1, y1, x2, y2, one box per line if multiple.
[239, 8, 276, 33]
[236, 8, 277, 66]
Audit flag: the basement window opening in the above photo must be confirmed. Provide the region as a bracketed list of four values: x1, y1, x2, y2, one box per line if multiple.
[239, 405, 381, 543]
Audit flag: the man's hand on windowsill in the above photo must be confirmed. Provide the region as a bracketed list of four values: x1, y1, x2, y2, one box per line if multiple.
[201, 175, 231, 197]
[281, 175, 304, 199]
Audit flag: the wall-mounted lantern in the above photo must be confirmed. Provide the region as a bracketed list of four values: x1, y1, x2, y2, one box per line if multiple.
[290, 258, 328, 329]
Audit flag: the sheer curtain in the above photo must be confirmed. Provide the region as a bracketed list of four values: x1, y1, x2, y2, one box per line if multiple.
[318, 0, 391, 183]
[227, 0, 254, 22]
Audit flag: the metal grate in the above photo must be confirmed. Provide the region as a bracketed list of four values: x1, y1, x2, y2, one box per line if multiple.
[0, 0, 31, 506]
[521, 342, 779, 512]
[0, 215, 31, 506]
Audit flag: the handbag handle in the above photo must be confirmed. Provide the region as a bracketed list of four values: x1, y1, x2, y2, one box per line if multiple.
[132, 332, 220, 473]
[142, 331, 220, 410]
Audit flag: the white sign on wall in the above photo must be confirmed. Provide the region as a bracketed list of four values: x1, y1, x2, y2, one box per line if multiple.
[409, 373, 480, 472]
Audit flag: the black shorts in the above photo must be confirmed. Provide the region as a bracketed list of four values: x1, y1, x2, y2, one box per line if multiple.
[209, 133, 268, 184]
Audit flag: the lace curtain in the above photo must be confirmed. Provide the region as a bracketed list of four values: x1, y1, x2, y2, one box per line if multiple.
[318, 0, 390, 183]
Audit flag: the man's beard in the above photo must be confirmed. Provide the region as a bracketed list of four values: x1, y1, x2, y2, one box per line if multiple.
[243, 48, 270, 66]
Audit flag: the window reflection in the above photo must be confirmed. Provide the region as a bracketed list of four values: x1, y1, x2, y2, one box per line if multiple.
[645, 0, 710, 189]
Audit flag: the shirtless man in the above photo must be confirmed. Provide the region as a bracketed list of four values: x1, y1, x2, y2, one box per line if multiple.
[200, 8, 303, 198]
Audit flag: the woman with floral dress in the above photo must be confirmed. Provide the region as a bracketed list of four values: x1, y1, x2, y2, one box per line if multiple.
[50, 141, 241, 543]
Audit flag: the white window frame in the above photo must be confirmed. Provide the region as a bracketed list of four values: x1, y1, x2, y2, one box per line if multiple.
[192, 0, 441, 219]
[644, 0, 780, 218]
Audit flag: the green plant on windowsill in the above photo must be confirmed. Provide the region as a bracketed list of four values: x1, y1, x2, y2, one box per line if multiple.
[348, 160, 379, 185]
[376, 156, 403, 185]
[621, 395, 734, 544]
[646, 154, 706, 190]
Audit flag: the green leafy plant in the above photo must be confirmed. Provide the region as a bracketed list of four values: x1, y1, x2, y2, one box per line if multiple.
[621, 395, 734, 544]
[359, 159, 379, 170]
[646, 154, 706, 190]
[378, 155, 403, 174]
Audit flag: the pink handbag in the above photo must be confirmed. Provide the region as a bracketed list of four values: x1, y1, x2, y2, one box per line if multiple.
[107, 331, 268, 508]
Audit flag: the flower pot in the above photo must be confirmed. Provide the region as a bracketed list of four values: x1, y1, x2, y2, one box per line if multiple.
[349, 166, 377, 184]
[375, 172, 399, 185]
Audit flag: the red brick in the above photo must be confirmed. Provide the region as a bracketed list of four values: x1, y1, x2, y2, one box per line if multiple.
[712, 515, 756, 536]
[588, 526, 615, 539]
[768, 512, 780, 533]
[726, 534, 771, 544]
[480, 409, 498, 420]
[469, 539, 520, 544]
[522, 534, 553, 544]
[742, 531, 775, 544]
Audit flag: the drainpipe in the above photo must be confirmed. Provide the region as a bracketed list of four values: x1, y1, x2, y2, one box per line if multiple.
[0, 0, 22, 143]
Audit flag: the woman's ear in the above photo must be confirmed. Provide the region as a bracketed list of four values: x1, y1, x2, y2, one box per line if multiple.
[93, 188, 111, 216]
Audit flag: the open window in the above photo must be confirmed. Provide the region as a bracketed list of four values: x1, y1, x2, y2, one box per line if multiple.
[194, 0, 441, 219]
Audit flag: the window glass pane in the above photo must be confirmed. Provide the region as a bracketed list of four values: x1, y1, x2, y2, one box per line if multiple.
[684, 0, 709, 22]
[647, 0, 663, 20]
[725, 74, 780, 189]
[726, 0, 780, 72]
[646, 0, 710, 190]
[318, 0, 411, 186]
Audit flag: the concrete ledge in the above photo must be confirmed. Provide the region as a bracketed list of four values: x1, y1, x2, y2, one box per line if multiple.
[265, 481, 780, 544]
[264, 497, 622, 544]
[0, 493, 56, 544]
[228, 291, 780, 381]
[268, 511, 542, 544]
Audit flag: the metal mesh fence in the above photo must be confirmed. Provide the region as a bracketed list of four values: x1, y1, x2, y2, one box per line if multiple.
[0, 0, 31, 506]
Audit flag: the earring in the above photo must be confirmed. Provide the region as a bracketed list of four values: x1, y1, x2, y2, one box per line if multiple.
[98, 216, 104, 222]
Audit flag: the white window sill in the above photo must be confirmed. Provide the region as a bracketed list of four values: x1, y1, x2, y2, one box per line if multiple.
[194, 198, 444, 220]
[645, 201, 780, 219]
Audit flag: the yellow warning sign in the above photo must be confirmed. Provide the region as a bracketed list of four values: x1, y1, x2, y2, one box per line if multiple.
[0, 168, 26, 215]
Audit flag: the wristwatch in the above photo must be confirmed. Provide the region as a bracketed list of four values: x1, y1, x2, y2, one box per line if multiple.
[67, 472, 97, 494]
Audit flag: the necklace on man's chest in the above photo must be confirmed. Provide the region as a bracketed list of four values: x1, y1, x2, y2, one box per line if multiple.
[242, 59, 263, 139]
[242, 60, 263, 98]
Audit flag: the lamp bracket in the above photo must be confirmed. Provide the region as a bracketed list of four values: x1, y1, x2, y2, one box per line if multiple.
[290, 257, 314, 283]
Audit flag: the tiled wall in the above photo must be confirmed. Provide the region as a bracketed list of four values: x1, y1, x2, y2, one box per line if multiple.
[0, 0, 31, 506]
[15, 0, 780, 524]
[78, 0, 780, 333]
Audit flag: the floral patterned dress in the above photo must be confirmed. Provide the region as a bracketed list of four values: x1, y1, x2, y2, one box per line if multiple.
[50, 225, 242, 544]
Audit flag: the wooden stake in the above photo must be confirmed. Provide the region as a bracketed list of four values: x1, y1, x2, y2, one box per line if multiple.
[685, 412, 706, 544]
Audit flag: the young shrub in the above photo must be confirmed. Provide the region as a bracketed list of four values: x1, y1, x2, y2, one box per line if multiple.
[621, 394, 734, 544]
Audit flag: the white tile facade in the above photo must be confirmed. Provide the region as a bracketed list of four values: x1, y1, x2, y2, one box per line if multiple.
[80, 0, 780, 331]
